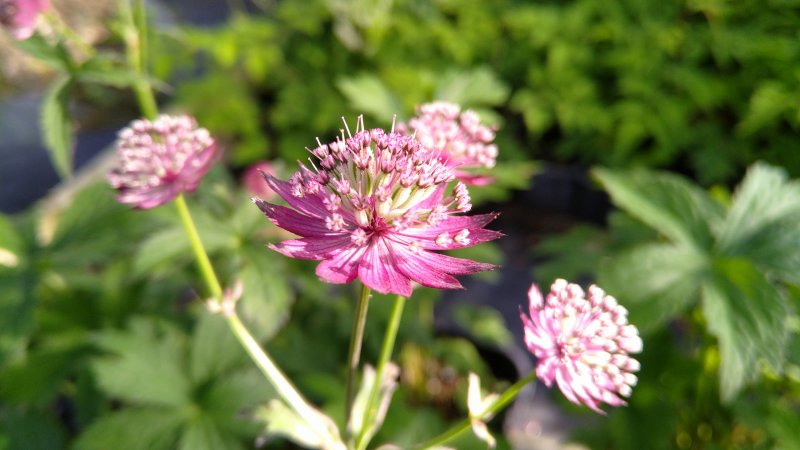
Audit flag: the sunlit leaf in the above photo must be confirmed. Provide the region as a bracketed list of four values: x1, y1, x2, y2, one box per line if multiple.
[598, 243, 705, 332]
[337, 74, 403, 123]
[593, 167, 724, 250]
[701, 258, 790, 402]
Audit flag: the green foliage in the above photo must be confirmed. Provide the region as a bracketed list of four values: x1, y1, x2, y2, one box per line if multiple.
[40, 77, 74, 179]
[594, 162, 799, 402]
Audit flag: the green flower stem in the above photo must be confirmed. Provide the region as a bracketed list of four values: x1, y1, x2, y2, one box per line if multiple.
[175, 193, 336, 443]
[355, 294, 406, 450]
[414, 370, 539, 450]
[174, 194, 223, 298]
[224, 311, 338, 443]
[345, 283, 372, 429]
[121, 0, 158, 120]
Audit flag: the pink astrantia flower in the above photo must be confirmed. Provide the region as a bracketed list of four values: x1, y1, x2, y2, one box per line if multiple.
[242, 161, 278, 201]
[108, 115, 219, 209]
[399, 101, 498, 186]
[520, 279, 642, 414]
[253, 121, 501, 296]
[1, 0, 49, 40]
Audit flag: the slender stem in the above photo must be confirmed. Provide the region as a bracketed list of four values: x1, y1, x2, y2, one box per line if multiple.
[175, 194, 223, 299]
[225, 312, 336, 443]
[121, 0, 158, 120]
[355, 295, 406, 450]
[175, 193, 337, 443]
[345, 283, 372, 428]
[414, 371, 538, 450]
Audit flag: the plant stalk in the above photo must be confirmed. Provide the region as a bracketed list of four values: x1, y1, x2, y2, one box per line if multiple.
[345, 283, 372, 429]
[414, 370, 538, 449]
[354, 294, 406, 450]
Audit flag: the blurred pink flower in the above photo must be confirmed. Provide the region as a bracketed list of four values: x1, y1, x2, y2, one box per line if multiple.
[399, 102, 498, 186]
[1, 0, 49, 40]
[253, 124, 500, 296]
[242, 161, 277, 200]
[108, 115, 219, 209]
[520, 279, 642, 414]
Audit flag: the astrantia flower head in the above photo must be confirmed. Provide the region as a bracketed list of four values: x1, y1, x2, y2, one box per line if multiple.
[108, 115, 219, 209]
[253, 118, 501, 296]
[400, 101, 498, 186]
[1, 0, 48, 40]
[520, 279, 642, 414]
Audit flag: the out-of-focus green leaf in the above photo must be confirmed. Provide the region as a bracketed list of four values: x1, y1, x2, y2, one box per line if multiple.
[73, 407, 185, 450]
[598, 243, 705, 332]
[337, 74, 403, 123]
[435, 67, 510, 107]
[715, 163, 800, 283]
[237, 247, 293, 341]
[189, 314, 246, 384]
[0, 215, 23, 270]
[593, 167, 724, 250]
[92, 319, 190, 407]
[468, 161, 538, 205]
[701, 258, 790, 402]
[0, 409, 65, 450]
[0, 337, 87, 406]
[177, 417, 244, 450]
[452, 304, 513, 348]
[40, 76, 74, 179]
[15, 35, 74, 72]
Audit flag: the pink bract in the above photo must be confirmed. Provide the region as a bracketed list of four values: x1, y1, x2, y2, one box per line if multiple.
[520, 279, 642, 414]
[1, 0, 49, 40]
[108, 115, 219, 209]
[253, 123, 501, 296]
[399, 101, 498, 186]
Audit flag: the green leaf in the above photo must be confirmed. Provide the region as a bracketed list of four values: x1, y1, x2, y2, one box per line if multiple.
[336, 74, 403, 123]
[701, 258, 790, 402]
[92, 319, 190, 407]
[0, 409, 65, 450]
[593, 167, 724, 250]
[177, 417, 244, 450]
[715, 163, 800, 283]
[237, 247, 293, 341]
[73, 407, 185, 450]
[452, 304, 513, 348]
[467, 161, 537, 205]
[0, 214, 23, 269]
[40, 77, 75, 179]
[435, 67, 510, 107]
[598, 243, 706, 332]
[15, 36, 74, 72]
[189, 314, 247, 384]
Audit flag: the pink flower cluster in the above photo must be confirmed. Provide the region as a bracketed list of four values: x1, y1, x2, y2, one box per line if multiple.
[253, 120, 501, 296]
[400, 102, 498, 186]
[108, 115, 219, 209]
[520, 279, 642, 413]
[1, 0, 48, 40]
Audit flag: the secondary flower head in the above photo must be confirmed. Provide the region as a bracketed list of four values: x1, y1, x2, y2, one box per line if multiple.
[253, 118, 501, 296]
[520, 279, 642, 414]
[400, 101, 498, 186]
[1, 0, 49, 40]
[108, 114, 219, 209]
[242, 160, 278, 201]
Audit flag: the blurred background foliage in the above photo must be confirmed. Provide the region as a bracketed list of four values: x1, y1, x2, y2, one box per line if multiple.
[2, 0, 800, 449]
